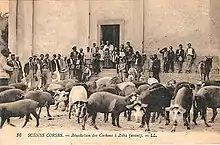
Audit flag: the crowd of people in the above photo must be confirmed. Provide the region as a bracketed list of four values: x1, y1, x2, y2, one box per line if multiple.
[0, 41, 197, 89]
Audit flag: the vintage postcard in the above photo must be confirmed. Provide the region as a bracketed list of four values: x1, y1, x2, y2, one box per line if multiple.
[0, 0, 220, 144]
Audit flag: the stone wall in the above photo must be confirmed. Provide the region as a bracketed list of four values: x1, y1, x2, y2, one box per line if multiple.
[8, 0, 220, 61]
[145, 0, 211, 56]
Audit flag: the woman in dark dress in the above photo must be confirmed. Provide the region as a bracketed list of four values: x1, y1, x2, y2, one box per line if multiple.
[92, 50, 101, 75]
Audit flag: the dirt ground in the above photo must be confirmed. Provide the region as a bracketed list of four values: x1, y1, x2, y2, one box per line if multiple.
[1, 73, 220, 145]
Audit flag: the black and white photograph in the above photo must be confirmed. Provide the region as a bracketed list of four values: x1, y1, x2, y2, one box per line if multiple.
[0, 0, 220, 144]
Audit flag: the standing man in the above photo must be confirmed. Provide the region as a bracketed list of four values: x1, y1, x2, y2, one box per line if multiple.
[39, 54, 44, 84]
[176, 44, 185, 73]
[24, 56, 38, 88]
[67, 53, 75, 79]
[0, 48, 13, 86]
[57, 54, 65, 80]
[134, 51, 142, 80]
[85, 47, 92, 70]
[104, 41, 114, 68]
[100, 41, 105, 50]
[91, 43, 97, 54]
[185, 43, 196, 73]
[78, 48, 85, 62]
[42, 54, 51, 87]
[98, 47, 104, 71]
[39, 54, 44, 72]
[9, 54, 19, 83]
[51, 54, 60, 82]
[16, 56, 23, 82]
[118, 58, 126, 81]
[159, 47, 168, 73]
[167, 46, 175, 73]
[35, 58, 42, 89]
[63, 56, 69, 79]
[151, 54, 161, 82]
[125, 42, 134, 70]
[141, 53, 148, 77]
[71, 46, 78, 63]
[92, 49, 101, 75]
[75, 55, 83, 82]
[125, 42, 134, 55]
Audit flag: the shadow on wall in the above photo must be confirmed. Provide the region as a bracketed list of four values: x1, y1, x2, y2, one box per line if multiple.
[0, 12, 8, 51]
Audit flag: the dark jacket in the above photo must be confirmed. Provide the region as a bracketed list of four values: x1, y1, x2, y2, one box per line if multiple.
[152, 58, 160, 72]
[185, 48, 196, 59]
[159, 48, 168, 60]
[39, 59, 44, 73]
[176, 49, 185, 62]
[24, 62, 38, 76]
[51, 59, 60, 72]
[168, 50, 175, 61]
[67, 58, 75, 70]
[134, 54, 142, 66]
[43, 58, 52, 71]
[17, 60, 22, 71]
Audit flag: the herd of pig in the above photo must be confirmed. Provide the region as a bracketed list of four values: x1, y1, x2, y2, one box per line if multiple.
[0, 77, 220, 132]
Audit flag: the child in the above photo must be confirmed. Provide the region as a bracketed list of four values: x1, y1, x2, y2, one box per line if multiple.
[128, 64, 138, 81]
[81, 64, 92, 82]
[118, 58, 126, 81]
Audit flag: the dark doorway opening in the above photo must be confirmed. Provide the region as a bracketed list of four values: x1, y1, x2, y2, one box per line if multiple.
[100, 24, 120, 48]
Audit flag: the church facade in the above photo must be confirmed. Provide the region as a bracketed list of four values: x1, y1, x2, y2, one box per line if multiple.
[8, 0, 220, 60]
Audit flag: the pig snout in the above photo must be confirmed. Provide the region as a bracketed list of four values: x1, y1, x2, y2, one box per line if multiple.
[133, 106, 144, 123]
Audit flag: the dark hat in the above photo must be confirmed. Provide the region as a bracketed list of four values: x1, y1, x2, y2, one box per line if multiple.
[1, 48, 11, 54]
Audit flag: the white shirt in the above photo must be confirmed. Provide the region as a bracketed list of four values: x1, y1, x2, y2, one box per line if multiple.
[85, 52, 92, 60]
[98, 50, 104, 60]
[187, 48, 193, 56]
[91, 47, 96, 54]
[119, 52, 125, 58]
[104, 44, 114, 52]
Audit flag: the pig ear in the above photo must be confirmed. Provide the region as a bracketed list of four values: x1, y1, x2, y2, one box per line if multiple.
[1, 107, 6, 113]
[179, 106, 186, 114]
[141, 103, 148, 108]
[126, 104, 135, 109]
[55, 90, 61, 94]
[165, 106, 173, 112]
[108, 99, 117, 112]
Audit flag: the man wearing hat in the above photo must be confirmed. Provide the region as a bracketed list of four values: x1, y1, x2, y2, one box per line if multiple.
[42, 54, 52, 87]
[159, 47, 169, 73]
[176, 44, 185, 73]
[141, 53, 148, 79]
[24, 56, 38, 88]
[16, 56, 23, 82]
[8, 53, 19, 83]
[70, 46, 78, 63]
[185, 43, 196, 73]
[0, 48, 13, 86]
[151, 54, 161, 82]
[134, 51, 142, 81]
